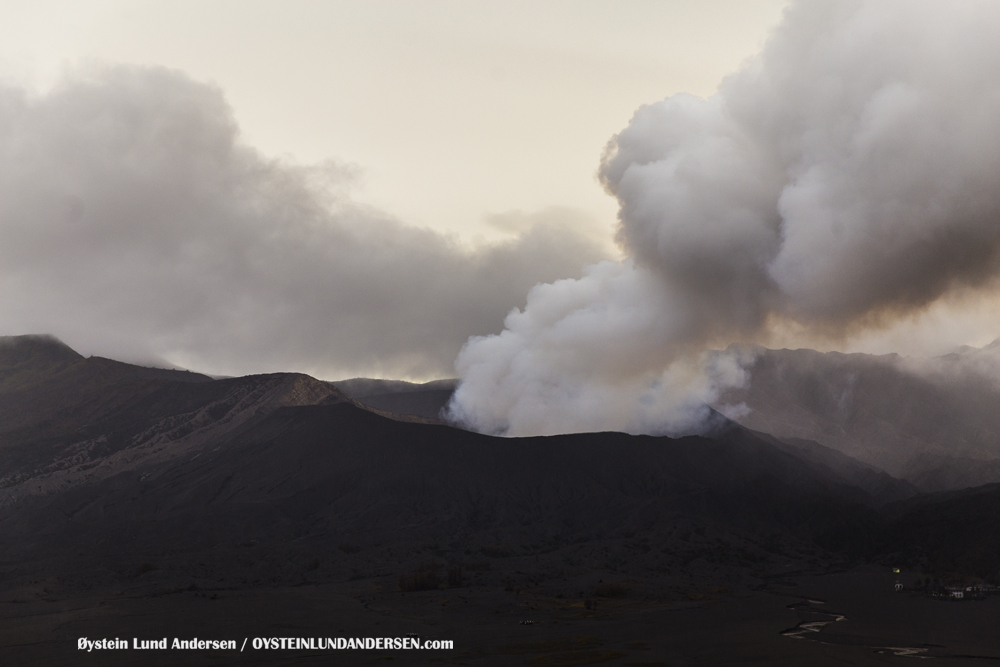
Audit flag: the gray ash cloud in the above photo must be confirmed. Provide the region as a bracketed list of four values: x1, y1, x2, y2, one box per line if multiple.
[449, 0, 1000, 436]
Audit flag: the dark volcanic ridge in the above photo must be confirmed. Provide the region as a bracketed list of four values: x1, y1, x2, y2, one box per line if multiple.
[340, 342, 1000, 493]
[0, 334, 997, 591]
[5, 335, 1000, 666]
[333, 376, 457, 421]
[720, 343, 1000, 491]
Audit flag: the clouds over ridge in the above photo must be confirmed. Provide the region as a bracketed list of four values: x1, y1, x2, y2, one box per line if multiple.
[0, 67, 607, 378]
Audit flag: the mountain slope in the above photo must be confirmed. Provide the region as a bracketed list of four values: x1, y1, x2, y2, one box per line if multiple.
[719, 345, 1000, 490]
[0, 336, 355, 501]
[7, 335, 997, 588]
[0, 335, 211, 439]
[0, 396, 899, 596]
[752, 432, 919, 504]
[880, 482, 1000, 578]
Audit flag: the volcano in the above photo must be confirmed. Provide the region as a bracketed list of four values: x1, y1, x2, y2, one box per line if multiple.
[2, 335, 1000, 665]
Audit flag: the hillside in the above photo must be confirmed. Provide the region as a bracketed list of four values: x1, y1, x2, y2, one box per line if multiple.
[0, 337, 904, 592]
[0, 401, 895, 592]
[0, 335, 351, 501]
[718, 344, 1000, 490]
[4, 337, 1000, 664]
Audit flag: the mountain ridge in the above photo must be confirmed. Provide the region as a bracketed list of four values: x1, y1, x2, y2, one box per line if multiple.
[0, 335, 443, 503]
[4, 335, 1000, 665]
[716, 343, 1000, 490]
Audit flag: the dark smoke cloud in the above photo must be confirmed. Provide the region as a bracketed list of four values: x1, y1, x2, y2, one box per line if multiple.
[0, 67, 607, 378]
[448, 0, 1000, 436]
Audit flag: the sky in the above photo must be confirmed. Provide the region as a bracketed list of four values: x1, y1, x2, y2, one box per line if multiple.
[0, 0, 790, 380]
[5, 0, 1000, 440]
[0, 0, 789, 243]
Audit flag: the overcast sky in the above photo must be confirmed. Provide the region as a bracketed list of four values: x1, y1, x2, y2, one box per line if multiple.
[0, 0, 788, 242]
[0, 0, 791, 379]
[5, 0, 1000, 440]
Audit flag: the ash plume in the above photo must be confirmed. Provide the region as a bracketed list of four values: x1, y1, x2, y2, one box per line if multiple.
[0, 67, 607, 378]
[448, 0, 1000, 436]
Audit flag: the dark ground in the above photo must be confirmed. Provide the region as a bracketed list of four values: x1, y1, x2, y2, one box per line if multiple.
[4, 565, 1000, 665]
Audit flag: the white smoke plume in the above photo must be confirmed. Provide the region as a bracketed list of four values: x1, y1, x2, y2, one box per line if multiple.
[448, 0, 1000, 436]
[0, 67, 608, 379]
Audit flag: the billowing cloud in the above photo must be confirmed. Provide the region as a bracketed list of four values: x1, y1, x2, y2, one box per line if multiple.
[448, 0, 1000, 436]
[0, 66, 608, 379]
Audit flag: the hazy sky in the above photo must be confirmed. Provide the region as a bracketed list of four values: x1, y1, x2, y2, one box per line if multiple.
[0, 0, 793, 379]
[0, 0, 788, 242]
[4, 0, 1000, 437]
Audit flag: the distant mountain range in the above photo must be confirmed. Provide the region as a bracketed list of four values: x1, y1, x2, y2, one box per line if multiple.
[332, 376, 456, 423]
[2, 333, 1000, 592]
[718, 343, 1000, 491]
